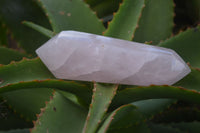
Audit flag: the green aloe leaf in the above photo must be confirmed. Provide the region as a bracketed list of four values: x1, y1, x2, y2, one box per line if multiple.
[37, 0, 105, 34]
[0, 80, 92, 105]
[0, 57, 92, 103]
[23, 21, 55, 38]
[0, 57, 88, 122]
[0, 58, 54, 87]
[133, 0, 174, 44]
[0, 47, 28, 65]
[104, 0, 145, 40]
[0, 79, 91, 122]
[132, 99, 175, 118]
[0, 58, 58, 121]
[0, 0, 51, 55]
[98, 104, 150, 133]
[0, 58, 91, 121]
[82, 83, 118, 133]
[159, 26, 200, 68]
[1, 88, 54, 121]
[31, 92, 87, 133]
[111, 85, 200, 109]
[56, 90, 79, 105]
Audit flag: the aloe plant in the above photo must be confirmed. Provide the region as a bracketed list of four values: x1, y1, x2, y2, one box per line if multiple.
[1, 0, 200, 132]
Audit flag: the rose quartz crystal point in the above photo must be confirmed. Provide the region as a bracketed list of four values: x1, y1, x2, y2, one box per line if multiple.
[36, 31, 191, 86]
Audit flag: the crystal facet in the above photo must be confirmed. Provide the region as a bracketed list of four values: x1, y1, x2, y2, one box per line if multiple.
[36, 31, 191, 86]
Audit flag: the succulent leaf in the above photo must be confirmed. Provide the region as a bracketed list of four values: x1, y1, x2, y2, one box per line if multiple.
[104, 0, 145, 40]
[0, 47, 28, 65]
[22, 21, 55, 38]
[1, 88, 54, 121]
[37, 0, 105, 34]
[132, 99, 175, 118]
[82, 83, 118, 133]
[0, 58, 54, 87]
[133, 0, 174, 44]
[98, 104, 150, 133]
[31, 92, 87, 133]
[0, 80, 92, 106]
[111, 85, 200, 108]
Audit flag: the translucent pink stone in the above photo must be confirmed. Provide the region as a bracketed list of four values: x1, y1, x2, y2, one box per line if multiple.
[36, 31, 191, 86]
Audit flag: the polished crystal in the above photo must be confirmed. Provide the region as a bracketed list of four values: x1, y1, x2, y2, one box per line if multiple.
[36, 31, 191, 86]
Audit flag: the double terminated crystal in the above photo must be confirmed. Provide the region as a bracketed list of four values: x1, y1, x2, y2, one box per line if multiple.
[36, 31, 190, 86]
